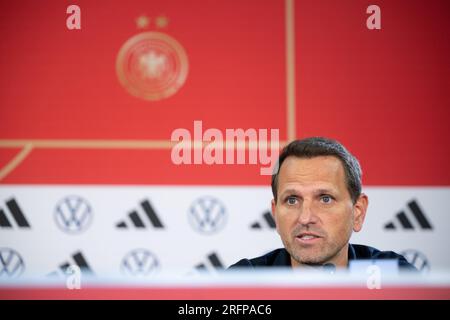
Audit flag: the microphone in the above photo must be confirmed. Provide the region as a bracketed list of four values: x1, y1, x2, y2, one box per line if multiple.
[322, 263, 336, 274]
[305, 263, 336, 274]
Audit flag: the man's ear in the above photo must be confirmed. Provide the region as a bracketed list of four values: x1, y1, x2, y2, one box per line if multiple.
[353, 193, 368, 232]
[271, 199, 279, 234]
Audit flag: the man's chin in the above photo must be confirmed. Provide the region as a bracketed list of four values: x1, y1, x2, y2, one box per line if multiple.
[291, 251, 327, 266]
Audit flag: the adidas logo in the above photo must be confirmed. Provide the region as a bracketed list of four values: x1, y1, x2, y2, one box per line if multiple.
[116, 199, 164, 229]
[384, 199, 433, 231]
[48, 251, 94, 276]
[194, 252, 224, 272]
[0, 198, 30, 229]
[250, 210, 275, 229]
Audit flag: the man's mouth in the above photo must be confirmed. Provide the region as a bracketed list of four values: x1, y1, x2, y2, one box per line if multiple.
[295, 233, 322, 243]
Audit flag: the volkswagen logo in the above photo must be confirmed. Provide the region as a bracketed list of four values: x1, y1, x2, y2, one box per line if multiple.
[121, 249, 159, 276]
[188, 196, 227, 234]
[400, 249, 430, 273]
[54, 196, 93, 234]
[0, 248, 25, 278]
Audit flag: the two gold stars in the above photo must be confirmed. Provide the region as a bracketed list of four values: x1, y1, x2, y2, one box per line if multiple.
[136, 15, 168, 29]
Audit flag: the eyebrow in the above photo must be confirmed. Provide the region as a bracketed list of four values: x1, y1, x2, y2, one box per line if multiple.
[279, 189, 300, 198]
[279, 188, 338, 198]
[314, 188, 338, 195]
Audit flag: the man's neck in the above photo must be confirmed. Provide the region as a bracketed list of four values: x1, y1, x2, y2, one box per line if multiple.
[290, 244, 349, 269]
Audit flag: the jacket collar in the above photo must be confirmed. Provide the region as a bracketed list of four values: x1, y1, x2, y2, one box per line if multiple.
[278, 243, 357, 267]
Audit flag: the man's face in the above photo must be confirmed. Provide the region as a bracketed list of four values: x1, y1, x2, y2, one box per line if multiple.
[272, 155, 368, 267]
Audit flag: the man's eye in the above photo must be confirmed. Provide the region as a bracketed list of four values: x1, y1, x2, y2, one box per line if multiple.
[320, 195, 333, 204]
[286, 196, 297, 205]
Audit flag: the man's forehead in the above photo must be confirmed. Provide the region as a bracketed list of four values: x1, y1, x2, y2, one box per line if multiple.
[277, 155, 346, 187]
[280, 155, 344, 173]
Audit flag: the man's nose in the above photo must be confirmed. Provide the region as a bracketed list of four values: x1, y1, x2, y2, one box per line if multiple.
[297, 200, 318, 225]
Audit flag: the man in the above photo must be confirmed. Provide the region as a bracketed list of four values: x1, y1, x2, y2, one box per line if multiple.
[229, 137, 416, 271]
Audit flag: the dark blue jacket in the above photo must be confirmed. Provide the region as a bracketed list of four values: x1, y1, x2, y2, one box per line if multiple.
[228, 244, 417, 271]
